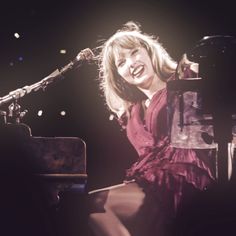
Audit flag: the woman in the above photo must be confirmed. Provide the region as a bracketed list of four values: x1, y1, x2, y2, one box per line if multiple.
[88, 21, 216, 236]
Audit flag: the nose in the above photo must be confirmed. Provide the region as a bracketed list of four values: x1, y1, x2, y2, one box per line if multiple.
[126, 57, 136, 68]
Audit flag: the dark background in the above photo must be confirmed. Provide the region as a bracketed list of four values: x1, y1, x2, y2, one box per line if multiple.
[0, 0, 235, 235]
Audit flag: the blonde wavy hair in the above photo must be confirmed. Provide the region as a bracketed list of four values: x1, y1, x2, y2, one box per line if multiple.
[97, 21, 177, 117]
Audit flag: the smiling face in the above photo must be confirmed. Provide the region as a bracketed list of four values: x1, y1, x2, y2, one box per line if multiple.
[114, 47, 157, 90]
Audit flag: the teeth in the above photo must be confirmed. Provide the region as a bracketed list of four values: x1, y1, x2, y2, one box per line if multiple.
[132, 65, 143, 76]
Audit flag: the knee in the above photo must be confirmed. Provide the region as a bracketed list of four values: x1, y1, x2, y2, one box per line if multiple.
[88, 213, 101, 236]
[88, 212, 98, 227]
[88, 190, 109, 214]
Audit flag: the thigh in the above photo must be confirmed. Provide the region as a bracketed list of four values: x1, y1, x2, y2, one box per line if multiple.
[89, 182, 158, 221]
[105, 182, 146, 220]
[89, 182, 162, 236]
[107, 182, 161, 236]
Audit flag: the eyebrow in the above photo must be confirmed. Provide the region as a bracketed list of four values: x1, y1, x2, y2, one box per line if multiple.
[115, 48, 132, 60]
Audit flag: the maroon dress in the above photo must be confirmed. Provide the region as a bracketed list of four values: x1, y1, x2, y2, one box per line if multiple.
[121, 87, 216, 212]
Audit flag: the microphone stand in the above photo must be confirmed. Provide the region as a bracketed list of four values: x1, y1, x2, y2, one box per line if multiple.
[0, 69, 63, 107]
[0, 47, 94, 125]
[0, 69, 63, 124]
[0, 47, 94, 109]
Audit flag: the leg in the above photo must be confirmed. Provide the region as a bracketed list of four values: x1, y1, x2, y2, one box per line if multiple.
[88, 182, 158, 236]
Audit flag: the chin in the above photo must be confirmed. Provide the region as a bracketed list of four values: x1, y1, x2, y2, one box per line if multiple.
[135, 77, 150, 86]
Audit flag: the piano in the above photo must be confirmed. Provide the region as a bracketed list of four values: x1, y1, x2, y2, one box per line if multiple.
[0, 118, 88, 236]
[0, 122, 87, 206]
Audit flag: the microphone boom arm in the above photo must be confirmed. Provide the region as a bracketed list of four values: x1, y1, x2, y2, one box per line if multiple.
[0, 48, 94, 107]
[0, 69, 63, 106]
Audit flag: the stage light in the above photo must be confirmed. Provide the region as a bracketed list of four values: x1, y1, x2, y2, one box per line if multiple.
[37, 110, 43, 116]
[60, 49, 66, 54]
[60, 110, 66, 116]
[109, 114, 114, 121]
[14, 33, 20, 39]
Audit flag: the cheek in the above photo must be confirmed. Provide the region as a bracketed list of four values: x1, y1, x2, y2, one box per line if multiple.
[118, 67, 129, 79]
[117, 68, 123, 77]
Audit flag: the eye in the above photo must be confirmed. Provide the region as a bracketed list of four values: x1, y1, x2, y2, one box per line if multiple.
[131, 49, 139, 55]
[117, 60, 125, 67]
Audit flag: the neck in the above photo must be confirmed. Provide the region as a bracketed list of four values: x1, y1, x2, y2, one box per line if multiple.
[138, 75, 166, 100]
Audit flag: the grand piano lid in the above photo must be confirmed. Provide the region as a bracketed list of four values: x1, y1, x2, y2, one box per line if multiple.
[175, 35, 236, 113]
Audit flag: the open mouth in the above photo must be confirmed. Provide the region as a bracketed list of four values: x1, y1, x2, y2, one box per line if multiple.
[131, 65, 144, 78]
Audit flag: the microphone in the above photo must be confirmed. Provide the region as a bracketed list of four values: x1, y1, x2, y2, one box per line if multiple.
[57, 48, 94, 75]
[39, 48, 94, 86]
